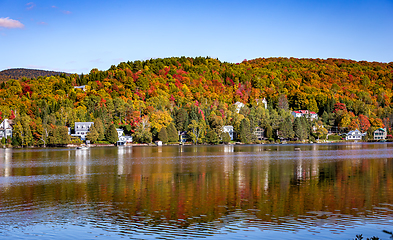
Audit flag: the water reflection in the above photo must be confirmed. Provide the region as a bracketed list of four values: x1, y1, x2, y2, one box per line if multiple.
[0, 148, 12, 188]
[75, 149, 89, 183]
[0, 143, 393, 239]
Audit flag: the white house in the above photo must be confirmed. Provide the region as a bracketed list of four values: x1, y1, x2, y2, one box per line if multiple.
[254, 127, 264, 140]
[116, 128, 124, 138]
[374, 128, 387, 140]
[71, 122, 94, 140]
[292, 110, 318, 120]
[119, 135, 133, 143]
[346, 129, 365, 141]
[222, 125, 235, 140]
[117, 128, 134, 143]
[234, 102, 245, 113]
[0, 119, 13, 139]
[74, 85, 87, 91]
[179, 131, 188, 143]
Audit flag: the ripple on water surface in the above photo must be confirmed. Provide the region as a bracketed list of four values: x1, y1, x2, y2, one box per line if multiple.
[1, 144, 393, 239]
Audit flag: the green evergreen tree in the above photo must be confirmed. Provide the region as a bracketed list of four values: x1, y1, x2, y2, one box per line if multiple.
[266, 125, 273, 139]
[221, 132, 231, 144]
[94, 118, 105, 141]
[279, 117, 294, 140]
[13, 122, 24, 146]
[48, 126, 70, 145]
[57, 126, 71, 144]
[206, 128, 219, 144]
[158, 127, 168, 143]
[294, 117, 308, 140]
[175, 108, 188, 131]
[86, 125, 99, 143]
[239, 118, 252, 143]
[278, 94, 289, 111]
[105, 124, 118, 144]
[167, 122, 178, 142]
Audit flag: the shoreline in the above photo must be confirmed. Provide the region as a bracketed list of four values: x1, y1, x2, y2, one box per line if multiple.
[2, 140, 392, 149]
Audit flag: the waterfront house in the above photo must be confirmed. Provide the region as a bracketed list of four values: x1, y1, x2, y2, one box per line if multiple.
[222, 125, 235, 140]
[117, 135, 133, 146]
[116, 128, 124, 138]
[253, 127, 265, 140]
[345, 129, 365, 141]
[119, 135, 133, 143]
[292, 110, 318, 120]
[374, 128, 387, 140]
[71, 122, 94, 140]
[0, 119, 13, 139]
[179, 131, 189, 143]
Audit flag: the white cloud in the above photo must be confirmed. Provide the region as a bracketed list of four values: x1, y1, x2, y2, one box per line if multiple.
[26, 2, 36, 10]
[62, 10, 72, 15]
[113, 58, 124, 62]
[90, 59, 103, 63]
[0, 17, 24, 29]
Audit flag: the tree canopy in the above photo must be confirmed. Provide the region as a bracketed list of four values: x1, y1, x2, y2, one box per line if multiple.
[1, 56, 392, 146]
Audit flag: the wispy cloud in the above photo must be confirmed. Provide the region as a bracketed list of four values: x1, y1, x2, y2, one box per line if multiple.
[113, 58, 124, 62]
[38, 21, 47, 25]
[51, 5, 57, 9]
[62, 10, 72, 15]
[90, 59, 103, 63]
[0, 17, 24, 29]
[26, 2, 36, 10]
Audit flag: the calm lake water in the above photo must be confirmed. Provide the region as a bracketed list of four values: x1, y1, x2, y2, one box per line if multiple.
[1, 143, 393, 240]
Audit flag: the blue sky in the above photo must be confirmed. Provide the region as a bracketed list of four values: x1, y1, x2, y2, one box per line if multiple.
[1, 0, 392, 74]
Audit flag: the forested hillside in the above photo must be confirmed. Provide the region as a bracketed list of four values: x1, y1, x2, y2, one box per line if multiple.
[0, 68, 71, 82]
[1, 57, 392, 146]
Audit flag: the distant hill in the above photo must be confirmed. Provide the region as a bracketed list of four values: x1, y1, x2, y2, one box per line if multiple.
[0, 68, 72, 81]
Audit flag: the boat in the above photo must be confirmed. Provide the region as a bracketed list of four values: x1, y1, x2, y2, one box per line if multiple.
[76, 146, 89, 150]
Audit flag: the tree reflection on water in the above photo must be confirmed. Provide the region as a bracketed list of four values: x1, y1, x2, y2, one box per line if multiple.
[0, 143, 392, 239]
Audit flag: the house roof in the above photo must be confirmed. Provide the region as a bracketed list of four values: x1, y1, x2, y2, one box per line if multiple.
[375, 128, 386, 132]
[293, 110, 317, 115]
[347, 129, 366, 135]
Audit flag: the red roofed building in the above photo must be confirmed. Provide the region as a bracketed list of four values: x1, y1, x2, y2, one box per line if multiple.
[292, 110, 318, 120]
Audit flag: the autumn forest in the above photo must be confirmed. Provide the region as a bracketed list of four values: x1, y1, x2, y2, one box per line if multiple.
[1, 57, 393, 146]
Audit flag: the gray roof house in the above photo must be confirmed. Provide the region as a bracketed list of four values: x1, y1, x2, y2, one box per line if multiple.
[116, 128, 124, 138]
[0, 119, 13, 139]
[374, 128, 387, 140]
[222, 125, 235, 141]
[74, 85, 87, 91]
[71, 122, 94, 140]
[345, 129, 365, 141]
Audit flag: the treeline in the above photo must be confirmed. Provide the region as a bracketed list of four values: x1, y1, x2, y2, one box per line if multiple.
[0, 68, 71, 82]
[0, 57, 392, 146]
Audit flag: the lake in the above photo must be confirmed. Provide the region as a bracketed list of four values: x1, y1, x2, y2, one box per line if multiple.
[1, 143, 393, 239]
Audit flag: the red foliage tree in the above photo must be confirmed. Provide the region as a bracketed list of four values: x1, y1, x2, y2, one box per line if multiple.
[358, 114, 371, 132]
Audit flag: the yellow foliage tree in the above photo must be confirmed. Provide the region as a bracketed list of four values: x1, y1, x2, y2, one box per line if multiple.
[149, 110, 173, 132]
[339, 113, 351, 129]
